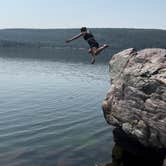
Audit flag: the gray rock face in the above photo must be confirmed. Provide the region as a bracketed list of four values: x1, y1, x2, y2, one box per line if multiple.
[102, 48, 166, 149]
[163, 158, 166, 166]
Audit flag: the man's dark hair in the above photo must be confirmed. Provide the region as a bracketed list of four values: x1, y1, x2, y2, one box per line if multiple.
[80, 27, 87, 32]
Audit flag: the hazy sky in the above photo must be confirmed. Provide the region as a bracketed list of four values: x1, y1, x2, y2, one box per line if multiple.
[0, 0, 165, 29]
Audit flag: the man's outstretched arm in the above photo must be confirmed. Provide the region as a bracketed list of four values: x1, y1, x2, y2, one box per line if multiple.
[66, 33, 83, 43]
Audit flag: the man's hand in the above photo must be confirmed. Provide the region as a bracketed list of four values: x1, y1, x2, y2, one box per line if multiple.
[66, 40, 71, 43]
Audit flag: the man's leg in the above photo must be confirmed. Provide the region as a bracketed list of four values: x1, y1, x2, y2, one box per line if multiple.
[95, 44, 109, 55]
[90, 47, 97, 64]
[88, 48, 92, 54]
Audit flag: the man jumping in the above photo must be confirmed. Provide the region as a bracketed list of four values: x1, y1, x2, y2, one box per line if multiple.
[66, 27, 109, 64]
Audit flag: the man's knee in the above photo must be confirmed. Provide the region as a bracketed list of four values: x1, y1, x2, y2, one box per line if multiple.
[88, 49, 92, 54]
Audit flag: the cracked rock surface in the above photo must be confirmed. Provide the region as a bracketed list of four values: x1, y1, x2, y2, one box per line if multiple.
[102, 48, 166, 149]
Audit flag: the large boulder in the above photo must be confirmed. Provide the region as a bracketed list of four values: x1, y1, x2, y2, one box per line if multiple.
[102, 48, 166, 149]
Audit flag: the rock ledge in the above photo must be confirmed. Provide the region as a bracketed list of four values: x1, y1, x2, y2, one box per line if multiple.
[102, 48, 166, 149]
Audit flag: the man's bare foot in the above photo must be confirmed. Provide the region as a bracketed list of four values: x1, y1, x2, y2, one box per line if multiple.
[103, 44, 109, 48]
[91, 58, 95, 64]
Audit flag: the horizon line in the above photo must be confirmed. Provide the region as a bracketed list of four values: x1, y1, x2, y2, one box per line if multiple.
[0, 27, 166, 31]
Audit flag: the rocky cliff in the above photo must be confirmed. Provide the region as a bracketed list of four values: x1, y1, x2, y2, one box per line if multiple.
[102, 48, 166, 165]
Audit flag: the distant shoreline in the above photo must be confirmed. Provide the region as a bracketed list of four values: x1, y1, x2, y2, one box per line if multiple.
[0, 28, 165, 63]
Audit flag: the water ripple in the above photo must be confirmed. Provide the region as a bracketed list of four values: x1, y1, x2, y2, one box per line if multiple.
[0, 57, 112, 166]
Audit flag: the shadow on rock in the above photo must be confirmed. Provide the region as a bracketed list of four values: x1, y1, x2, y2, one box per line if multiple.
[97, 128, 165, 166]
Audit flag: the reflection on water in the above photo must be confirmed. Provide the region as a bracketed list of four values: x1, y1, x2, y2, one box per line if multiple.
[0, 57, 112, 166]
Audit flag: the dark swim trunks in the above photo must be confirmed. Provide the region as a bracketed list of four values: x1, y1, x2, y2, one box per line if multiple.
[83, 32, 99, 48]
[88, 38, 99, 48]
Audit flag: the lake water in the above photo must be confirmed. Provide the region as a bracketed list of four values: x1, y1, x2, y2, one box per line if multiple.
[0, 56, 113, 166]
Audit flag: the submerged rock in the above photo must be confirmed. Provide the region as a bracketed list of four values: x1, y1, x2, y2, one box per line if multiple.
[102, 48, 166, 165]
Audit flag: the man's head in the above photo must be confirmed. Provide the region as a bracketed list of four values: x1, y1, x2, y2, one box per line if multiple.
[80, 27, 87, 32]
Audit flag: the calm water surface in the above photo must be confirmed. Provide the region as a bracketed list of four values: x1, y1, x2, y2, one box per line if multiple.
[0, 57, 113, 166]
